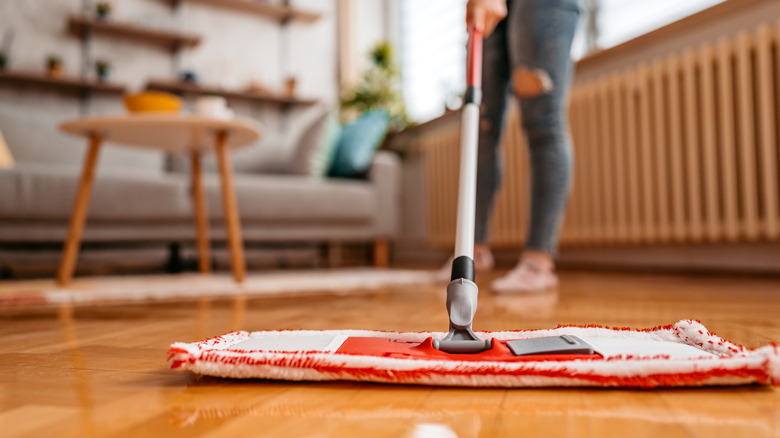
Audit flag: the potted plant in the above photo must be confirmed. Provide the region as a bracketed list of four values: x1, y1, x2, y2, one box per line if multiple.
[95, 59, 111, 82]
[95, 2, 112, 20]
[46, 55, 63, 78]
[340, 41, 410, 133]
[180, 70, 197, 83]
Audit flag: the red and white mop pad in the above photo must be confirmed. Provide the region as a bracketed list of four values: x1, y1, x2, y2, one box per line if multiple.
[168, 320, 779, 388]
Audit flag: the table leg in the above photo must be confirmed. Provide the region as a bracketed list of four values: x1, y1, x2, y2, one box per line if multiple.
[215, 131, 246, 283]
[191, 151, 211, 274]
[57, 135, 102, 286]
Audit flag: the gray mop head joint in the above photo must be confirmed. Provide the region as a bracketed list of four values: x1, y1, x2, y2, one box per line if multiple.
[432, 278, 492, 354]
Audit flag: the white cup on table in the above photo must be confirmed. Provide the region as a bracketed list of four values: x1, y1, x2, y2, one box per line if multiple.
[195, 96, 234, 119]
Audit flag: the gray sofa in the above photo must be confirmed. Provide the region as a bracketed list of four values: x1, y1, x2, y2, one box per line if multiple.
[0, 107, 400, 269]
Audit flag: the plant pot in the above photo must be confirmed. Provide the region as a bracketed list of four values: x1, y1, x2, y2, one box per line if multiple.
[284, 77, 297, 97]
[95, 61, 111, 82]
[96, 5, 111, 20]
[47, 64, 63, 78]
[180, 71, 197, 83]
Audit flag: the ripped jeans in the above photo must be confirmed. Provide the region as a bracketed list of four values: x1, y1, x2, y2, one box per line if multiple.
[475, 0, 581, 255]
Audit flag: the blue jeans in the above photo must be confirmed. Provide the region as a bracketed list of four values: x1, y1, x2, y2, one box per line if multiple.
[475, 0, 581, 255]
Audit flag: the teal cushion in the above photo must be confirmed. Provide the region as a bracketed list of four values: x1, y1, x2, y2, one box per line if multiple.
[328, 110, 390, 178]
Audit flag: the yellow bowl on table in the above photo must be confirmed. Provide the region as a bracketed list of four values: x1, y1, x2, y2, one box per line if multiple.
[123, 92, 183, 113]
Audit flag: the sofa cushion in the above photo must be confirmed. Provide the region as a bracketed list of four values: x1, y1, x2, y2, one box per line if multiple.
[204, 174, 374, 222]
[166, 135, 292, 175]
[289, 110, 341, 177]
[329, 110, 390, 178]
[0, 163, 192, 222]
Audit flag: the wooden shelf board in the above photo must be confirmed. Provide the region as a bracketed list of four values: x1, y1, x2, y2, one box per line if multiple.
[0, 70, 126, 94]
[182, 0, 321, 24]
[146, 79, 318, 106]
[289, 10, 320, 24]
[68, 15, 201, 51]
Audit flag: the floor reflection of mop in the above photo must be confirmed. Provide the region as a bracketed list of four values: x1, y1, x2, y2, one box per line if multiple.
[59, 304, 97, 436]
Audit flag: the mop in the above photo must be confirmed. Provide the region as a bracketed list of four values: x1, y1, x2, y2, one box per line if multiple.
[169, 29, 780, 388]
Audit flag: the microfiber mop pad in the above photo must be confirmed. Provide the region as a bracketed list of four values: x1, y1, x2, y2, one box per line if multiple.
[168, 320, 779, 388]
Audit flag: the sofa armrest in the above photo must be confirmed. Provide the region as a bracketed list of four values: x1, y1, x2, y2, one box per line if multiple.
[367, 150, 401, 238]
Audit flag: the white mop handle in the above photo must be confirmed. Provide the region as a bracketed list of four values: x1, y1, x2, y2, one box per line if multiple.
[453, 28, 483, 261]
[454, 102, 480, 260]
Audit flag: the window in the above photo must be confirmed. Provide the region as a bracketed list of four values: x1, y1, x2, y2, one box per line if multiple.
[398, 0, 467, 123]
[584, 0, 726, 54]
[397, 0, 725, 123]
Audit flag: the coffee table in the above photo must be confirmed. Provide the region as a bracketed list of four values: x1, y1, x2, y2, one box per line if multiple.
[58, 114, 261, 286]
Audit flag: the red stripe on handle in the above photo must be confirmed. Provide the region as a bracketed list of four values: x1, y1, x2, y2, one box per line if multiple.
[467, 28, 483, 88]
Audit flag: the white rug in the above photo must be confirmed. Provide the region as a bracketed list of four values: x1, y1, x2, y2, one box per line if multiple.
[0, 269, 439, 308]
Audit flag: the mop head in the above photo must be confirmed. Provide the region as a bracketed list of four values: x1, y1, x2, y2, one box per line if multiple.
[168, 320, 779, 388]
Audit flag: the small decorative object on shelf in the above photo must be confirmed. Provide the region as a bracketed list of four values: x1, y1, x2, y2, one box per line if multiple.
[46, 55, 63, 78]
[180, 70, 197, 83]
[0, 30, 13, 70]
[284, 76, 297, 97]
[95, 2, 112, 20]
[95, 59, 111, 82]
[246, 79, 271, 95]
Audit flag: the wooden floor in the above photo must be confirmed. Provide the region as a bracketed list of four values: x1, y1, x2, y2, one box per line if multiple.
[1, 268, 779, 437]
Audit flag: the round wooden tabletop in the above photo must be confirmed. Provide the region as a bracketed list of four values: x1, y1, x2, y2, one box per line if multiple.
[59, 114, 262, 152]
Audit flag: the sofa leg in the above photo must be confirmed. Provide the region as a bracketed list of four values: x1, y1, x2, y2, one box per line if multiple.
[326, 243, 343, 268]
[373, 238, 390, 268]
[166, 242, 183, 273]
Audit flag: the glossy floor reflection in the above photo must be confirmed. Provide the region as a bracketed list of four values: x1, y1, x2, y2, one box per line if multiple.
[1, 269, 779, 437]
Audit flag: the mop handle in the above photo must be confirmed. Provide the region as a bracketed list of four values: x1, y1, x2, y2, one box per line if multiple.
[451, 28, 483, 281]
[466, 28, 483, 90]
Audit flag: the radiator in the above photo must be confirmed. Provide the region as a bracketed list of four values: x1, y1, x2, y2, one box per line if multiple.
[421, 21, 780, 248]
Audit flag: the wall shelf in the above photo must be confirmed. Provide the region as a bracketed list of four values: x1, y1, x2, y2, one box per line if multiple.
[68, 15, 201, 52]
[146, 79, 318, 106]
[159, 0, 320, 24]
[0, 70, 126, 94]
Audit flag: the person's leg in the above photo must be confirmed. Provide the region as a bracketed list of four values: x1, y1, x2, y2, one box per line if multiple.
[492, 0, 581, 292]
[472, 7, 512, 271]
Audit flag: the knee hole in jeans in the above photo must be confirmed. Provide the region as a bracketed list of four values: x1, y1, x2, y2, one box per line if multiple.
[512, 67, 553, 98]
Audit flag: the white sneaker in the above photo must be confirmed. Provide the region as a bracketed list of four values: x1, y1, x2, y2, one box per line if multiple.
[491, 260, 558, 293]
